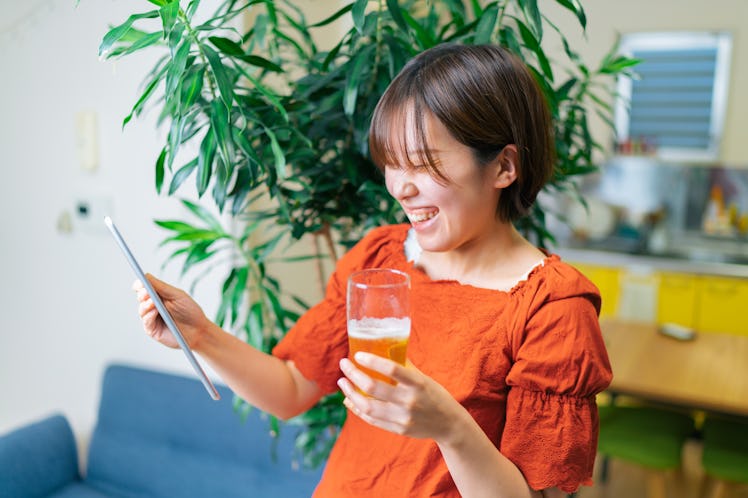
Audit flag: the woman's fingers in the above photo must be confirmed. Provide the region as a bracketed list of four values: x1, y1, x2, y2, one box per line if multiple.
[138, 297, 155, 317]
[337, 374, 412, 434]
[352, 352, 421, 388]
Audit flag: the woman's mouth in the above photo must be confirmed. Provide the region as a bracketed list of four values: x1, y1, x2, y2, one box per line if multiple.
[406, 209, 438, 224]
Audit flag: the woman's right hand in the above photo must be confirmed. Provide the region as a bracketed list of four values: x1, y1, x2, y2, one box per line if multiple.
[132, 274, 210, 351]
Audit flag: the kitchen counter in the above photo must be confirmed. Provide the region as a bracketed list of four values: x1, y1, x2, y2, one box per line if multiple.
[556, 246, 748, 279]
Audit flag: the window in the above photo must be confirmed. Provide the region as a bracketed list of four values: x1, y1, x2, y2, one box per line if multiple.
[615, 32, 732, 163]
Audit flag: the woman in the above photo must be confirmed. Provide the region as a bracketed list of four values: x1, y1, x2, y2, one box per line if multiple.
[134, 43, 612, 497]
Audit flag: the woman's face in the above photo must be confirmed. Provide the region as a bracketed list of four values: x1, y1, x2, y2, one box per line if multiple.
[384, 111, 504, 253]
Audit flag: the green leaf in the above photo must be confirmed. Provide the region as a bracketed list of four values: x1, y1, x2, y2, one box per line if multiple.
[197, 129, 216, 197]
[231, 266, 249, 324]
[181, 64, 205, 109]
[165, 38, 191, 97]
[263, 126, 286, 180]
[262, 283, 287, 332]
[309, 3, 353, 27]
[109, 31, 163, 58]
[343, 46, 373, 117]
[168, 158, 198, 195]
[517, 0, 543, 42]
[473, 3, 498, 44]
[155, 219, 199, 232]
[516, 19, 553, 81]
[209, 35, 244, 56]
[352, 0, 368, 35]
[499, 26, 522, 55]
[599, 55, 641, 74]
[555, 77, 577, 101]
[233, 69, 287, 121]
[469, 0, 483, 17]
[203, 45, 234, 110]
[181, 199, 223, 233]
[167, 115, 185, 170]
[401, 10, 435, 48]
[555, 0, 587, 30]
[166, 229, 225, 242]
[159, 1, 180, 38]
[99, 10, 160, 57]
[155, 147, 166, 194]
[210, 99, 232, 172]
[122, 63, 168, 128]
[385, 0, 408, 33]
[239, 54, 283, 73]
[182, 240, 218, 275]
[247, 302, 265, 349]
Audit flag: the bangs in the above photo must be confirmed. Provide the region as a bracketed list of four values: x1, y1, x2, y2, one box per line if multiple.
[368, 94, 447, 181]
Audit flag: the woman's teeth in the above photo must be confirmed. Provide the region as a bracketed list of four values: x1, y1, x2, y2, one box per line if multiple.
[408, 211, 437, 223]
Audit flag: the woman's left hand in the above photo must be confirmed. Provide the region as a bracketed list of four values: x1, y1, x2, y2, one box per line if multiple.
[337, 352, 463, 441]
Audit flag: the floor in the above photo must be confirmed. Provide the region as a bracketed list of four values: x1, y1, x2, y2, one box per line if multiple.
[577, 440, 748, 498]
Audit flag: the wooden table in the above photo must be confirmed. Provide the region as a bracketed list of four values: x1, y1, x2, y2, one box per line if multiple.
[601, 320, 748, 417]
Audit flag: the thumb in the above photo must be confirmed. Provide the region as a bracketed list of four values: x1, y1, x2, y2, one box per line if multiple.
[145, 273, 181, 298]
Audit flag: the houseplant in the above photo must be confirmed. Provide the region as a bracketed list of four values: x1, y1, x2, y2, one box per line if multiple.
[99, 0, 637, 468]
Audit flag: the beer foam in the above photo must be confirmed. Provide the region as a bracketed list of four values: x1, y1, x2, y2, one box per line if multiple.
[347, 317, 411, 339]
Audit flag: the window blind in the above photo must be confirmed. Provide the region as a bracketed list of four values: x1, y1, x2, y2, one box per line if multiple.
[616, 32, 731, 162]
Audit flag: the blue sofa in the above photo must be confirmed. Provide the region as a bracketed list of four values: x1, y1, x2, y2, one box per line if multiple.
[0, 364, 324, 497]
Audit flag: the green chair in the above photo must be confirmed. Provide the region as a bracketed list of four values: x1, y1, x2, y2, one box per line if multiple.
[701, 416, 748, 498]
[597, 403, 695, 498]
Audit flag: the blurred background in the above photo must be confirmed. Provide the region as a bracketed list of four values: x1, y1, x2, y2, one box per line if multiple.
[1, 3, 746, 491]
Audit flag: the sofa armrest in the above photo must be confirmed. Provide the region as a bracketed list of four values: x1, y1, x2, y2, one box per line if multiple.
[0, 413, 81, 497]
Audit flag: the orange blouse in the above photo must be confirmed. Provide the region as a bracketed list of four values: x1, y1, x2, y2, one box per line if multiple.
[273, 224, 612, 495]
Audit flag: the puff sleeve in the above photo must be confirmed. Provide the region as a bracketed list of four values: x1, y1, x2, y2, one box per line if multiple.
[500, 267, 613, 493]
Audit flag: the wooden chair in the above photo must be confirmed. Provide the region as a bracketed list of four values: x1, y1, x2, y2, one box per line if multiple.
[597, 402, 695, 498]
[700, 415, 748, 498]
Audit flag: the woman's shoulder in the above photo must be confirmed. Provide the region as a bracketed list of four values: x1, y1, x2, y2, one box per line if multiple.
[518, 254, 601, 309]
[336, 224, 410, 272]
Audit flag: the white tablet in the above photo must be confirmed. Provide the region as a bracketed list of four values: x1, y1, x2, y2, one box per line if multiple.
[104, 216, 221, 400]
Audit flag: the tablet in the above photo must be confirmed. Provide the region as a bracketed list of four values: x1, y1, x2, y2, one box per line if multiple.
[104, 216, 221, 400]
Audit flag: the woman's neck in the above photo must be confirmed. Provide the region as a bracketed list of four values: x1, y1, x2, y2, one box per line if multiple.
[415, 224, 545, 291]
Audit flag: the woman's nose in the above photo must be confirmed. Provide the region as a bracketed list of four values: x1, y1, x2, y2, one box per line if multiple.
[389, 171, 418, 200]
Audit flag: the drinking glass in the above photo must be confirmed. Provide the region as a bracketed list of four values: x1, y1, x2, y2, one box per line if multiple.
[347, 268, 411, 386]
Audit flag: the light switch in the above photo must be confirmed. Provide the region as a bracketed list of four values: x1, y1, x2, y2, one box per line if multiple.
[73, 195, 113, 235]
[75, 110, 99, 172]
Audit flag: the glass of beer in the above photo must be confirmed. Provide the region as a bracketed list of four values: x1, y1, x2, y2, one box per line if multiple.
[347, 268, 411, 386]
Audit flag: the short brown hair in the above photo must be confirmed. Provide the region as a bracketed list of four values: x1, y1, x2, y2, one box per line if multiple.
[369, 43, 555, 222]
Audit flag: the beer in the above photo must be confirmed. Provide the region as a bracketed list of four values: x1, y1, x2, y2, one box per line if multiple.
[346, 268, 411, 391]
[347, 317, 410, 385]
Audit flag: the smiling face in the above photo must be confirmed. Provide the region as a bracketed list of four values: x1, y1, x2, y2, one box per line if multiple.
[384, 110, 513, 253]
[369, 44, 555, 224]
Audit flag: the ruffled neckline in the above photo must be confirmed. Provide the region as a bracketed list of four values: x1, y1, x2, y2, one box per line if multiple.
[394, 225, 558, 296]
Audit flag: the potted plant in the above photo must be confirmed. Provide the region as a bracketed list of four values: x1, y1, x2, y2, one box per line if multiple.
[99, 0, 636, 468]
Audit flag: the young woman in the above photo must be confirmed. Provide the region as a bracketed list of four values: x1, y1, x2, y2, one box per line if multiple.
[134, 43, 612, 497]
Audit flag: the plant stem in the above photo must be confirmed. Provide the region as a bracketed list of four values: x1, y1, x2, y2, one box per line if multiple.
[320, 222, 339, 264]
[179, 11, 219, 101]
[312, 232, 326, 297]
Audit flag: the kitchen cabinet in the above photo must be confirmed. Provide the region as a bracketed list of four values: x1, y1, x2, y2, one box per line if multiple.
[696, 276, 748, 336]
[571, 263, 620, 319]
[657, 272, 699, 328]
[569, 260, 748, 336]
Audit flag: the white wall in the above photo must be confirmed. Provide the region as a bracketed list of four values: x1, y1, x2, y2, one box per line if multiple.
[0, 0, 224, 453]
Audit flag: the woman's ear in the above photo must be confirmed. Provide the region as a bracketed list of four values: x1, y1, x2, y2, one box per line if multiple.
[492, 144, 519, 189]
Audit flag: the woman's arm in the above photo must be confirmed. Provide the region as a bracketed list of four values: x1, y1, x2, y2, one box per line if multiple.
[338, 353, 564, 498]
[135, 274, 323, 420]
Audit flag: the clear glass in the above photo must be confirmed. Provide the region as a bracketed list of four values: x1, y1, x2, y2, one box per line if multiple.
[346, 268, 411, 385]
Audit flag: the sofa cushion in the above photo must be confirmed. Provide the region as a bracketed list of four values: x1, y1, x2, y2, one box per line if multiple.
[0, 414, 81, 498]
[85, 364, 323, 497]
[48, 482, 113, 498]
